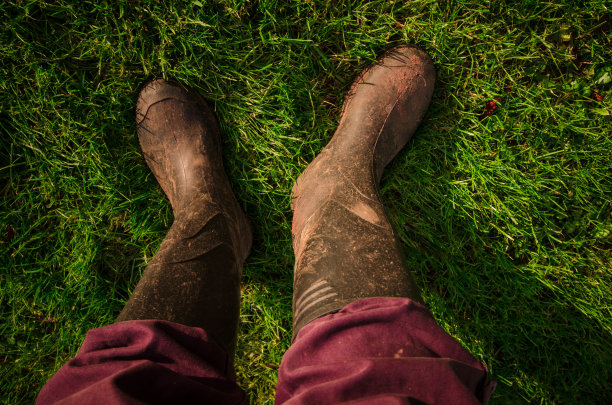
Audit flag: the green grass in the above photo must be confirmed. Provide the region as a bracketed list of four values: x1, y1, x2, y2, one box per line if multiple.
[1, 0, 610, 403]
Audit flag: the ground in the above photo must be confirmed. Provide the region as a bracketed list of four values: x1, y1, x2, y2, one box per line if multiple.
[0, 1, 610, 403]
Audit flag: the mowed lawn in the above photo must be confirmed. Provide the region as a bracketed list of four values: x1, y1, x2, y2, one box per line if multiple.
[1, 1, 610, 403]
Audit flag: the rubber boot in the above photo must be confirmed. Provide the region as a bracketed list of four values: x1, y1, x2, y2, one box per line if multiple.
[291, 46, 436, 338]
[117, 79, 252, 362]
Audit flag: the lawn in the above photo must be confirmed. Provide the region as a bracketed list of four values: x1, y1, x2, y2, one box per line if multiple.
[1, 0, 610, 403]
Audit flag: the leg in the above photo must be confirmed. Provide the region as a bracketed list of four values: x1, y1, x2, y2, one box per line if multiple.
[117, 79, 252, 359]
[37, 80, 251, 404]
[290, 46, 431, 336]
[278, 46, 494, 403]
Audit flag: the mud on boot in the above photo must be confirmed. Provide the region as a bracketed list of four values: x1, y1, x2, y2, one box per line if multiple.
[117, 79, 252, 360]
[291, 46, 436, 338]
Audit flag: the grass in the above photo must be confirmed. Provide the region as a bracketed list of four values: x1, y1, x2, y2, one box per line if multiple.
[0, 0, 610, 403]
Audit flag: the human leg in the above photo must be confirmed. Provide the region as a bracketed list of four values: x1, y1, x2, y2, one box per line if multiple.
[277, 46, 494, 404]
[116, 79, 252, 359]
[277, 298, 495, 404]
[290, 45, 432, 336]
[37, 80, 251, 404]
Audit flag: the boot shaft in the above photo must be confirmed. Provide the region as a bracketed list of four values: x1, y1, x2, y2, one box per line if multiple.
[291, 46, 435, 339]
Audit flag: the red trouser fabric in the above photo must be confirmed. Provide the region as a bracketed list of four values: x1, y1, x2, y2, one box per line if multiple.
[37, 297, 495, 404]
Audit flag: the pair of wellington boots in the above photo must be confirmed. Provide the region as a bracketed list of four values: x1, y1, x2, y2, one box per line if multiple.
[117, 46, 436, 362]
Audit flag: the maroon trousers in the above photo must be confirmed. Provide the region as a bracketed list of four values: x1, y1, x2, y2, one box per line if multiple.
[37, 298, 495, 404]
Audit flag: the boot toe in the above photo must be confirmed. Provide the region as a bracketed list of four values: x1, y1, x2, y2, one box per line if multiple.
[136, 79, 195, 124]
[383, 45, 435, 71]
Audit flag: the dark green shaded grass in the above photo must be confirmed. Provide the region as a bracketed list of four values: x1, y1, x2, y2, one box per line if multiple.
[1, 1, 610, 403]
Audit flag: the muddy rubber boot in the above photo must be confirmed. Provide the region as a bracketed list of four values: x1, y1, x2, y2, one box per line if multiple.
[116, 79, 252, 362]
[291, 46, 436, 339]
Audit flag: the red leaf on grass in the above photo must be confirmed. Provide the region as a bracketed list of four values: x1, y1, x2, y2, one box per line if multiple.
[591, 91, 604, 102]
[479, 99, 498, 120]
[6, 227, 14, 242]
